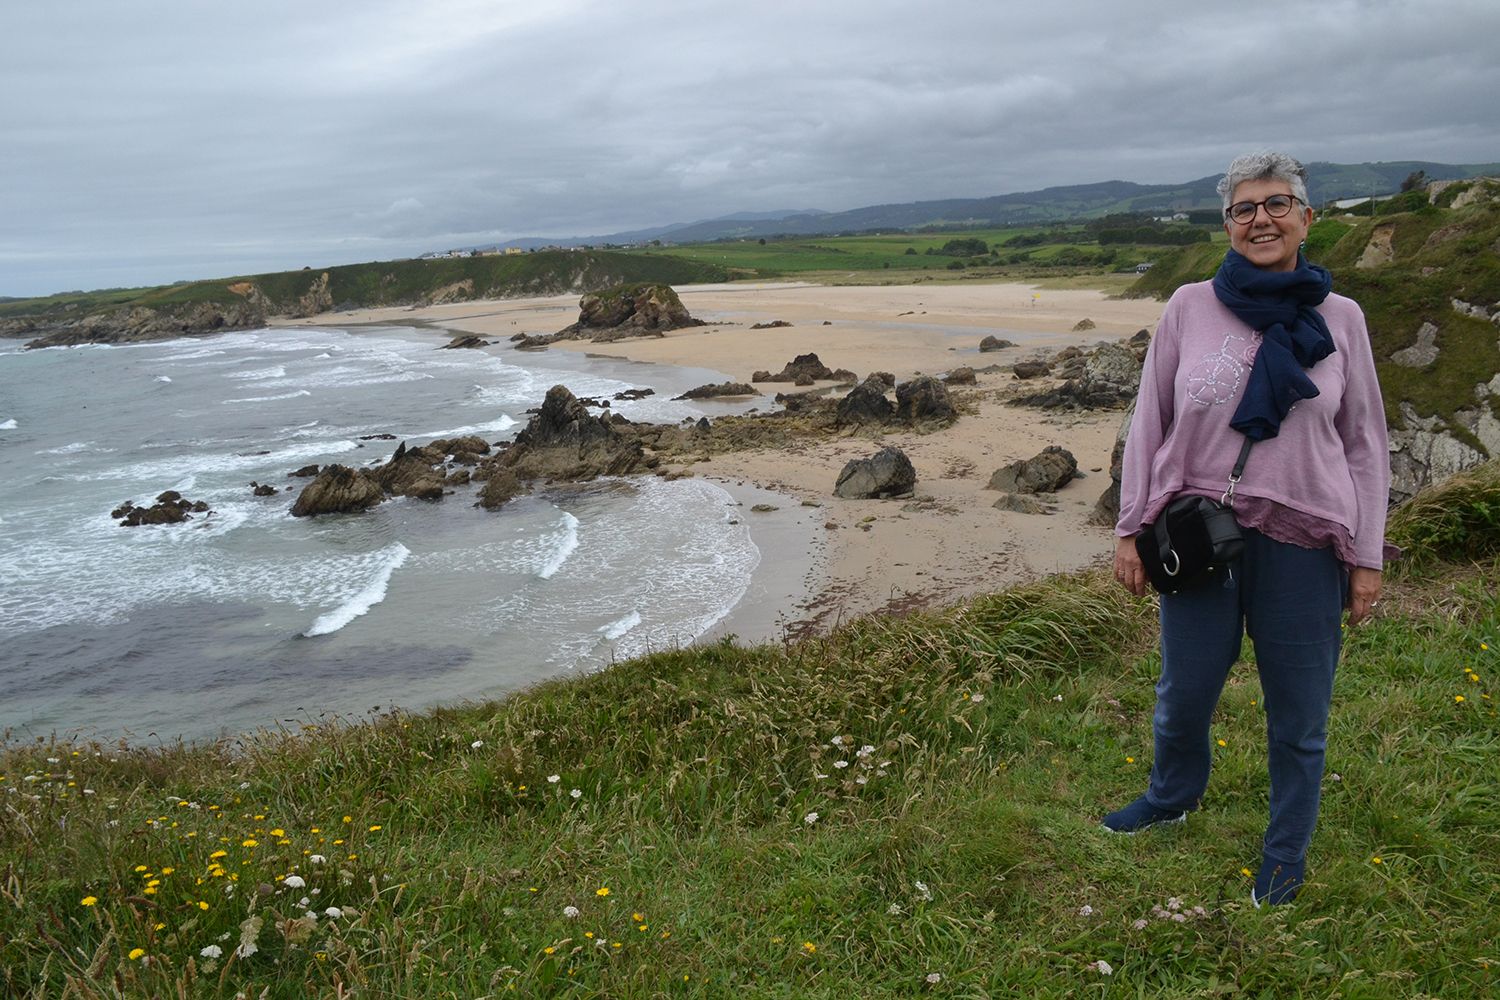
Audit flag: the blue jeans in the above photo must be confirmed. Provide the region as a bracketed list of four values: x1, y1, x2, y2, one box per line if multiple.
[1144, 528, 1346, 866]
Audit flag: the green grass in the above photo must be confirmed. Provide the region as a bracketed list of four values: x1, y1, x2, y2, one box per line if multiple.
[5, 466, 1499, 998]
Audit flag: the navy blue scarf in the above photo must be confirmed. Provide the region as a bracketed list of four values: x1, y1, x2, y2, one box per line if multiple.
[1212, 248, 1335, 441]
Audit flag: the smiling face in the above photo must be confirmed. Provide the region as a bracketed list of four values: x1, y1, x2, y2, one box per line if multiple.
[1224, 177, 1313, 272]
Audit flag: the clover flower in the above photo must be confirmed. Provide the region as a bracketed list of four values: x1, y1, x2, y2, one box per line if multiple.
[563, 905, 580, 918]
[804, 811, 819, 825]
[925, 972, 942, 984]
[1091, 959, 1113, 975]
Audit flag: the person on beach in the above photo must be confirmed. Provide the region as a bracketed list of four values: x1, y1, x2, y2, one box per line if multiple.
[1105, 151, 1391, 906]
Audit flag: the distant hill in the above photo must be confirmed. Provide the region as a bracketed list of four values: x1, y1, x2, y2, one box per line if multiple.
[1, 251, 728, 349]
[494, 161, 1500, 249]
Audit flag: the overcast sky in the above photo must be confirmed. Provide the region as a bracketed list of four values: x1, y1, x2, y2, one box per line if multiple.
[3, 0, 1497, 297]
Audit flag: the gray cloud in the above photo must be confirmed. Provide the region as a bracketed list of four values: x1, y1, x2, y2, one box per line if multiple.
[2, 0, 1497, 296]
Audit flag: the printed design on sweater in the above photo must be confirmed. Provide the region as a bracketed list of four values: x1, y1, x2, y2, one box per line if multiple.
[1185, 331, 1257, 407]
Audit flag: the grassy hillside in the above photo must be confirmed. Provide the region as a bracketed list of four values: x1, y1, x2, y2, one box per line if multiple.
[0, 251, 729, 328]
[3, 462, 1497, 999]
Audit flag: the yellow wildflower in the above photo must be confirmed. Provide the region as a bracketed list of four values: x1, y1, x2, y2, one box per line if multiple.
[1372, 856, 1383, 864]
[80, 896, 98, 907]
[270, 828, 285, 837]
[198, 901, 210, 910]
[368, 824, 382, 832]
[128, 948, 145, 961]
[803, 942, 817, 953]
[596, 887, 611, 897]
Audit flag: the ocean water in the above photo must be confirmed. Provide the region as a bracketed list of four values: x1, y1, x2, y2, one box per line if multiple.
[0, 326, 776, 743]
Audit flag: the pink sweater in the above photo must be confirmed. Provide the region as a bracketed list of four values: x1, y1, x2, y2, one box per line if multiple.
[1116, 280, 1390, 569]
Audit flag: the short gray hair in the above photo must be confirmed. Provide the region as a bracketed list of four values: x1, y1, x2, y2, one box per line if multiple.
[1217, 151, 1310, 212]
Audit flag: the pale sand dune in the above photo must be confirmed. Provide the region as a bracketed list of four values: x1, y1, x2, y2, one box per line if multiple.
[279, 281, 1165, 638]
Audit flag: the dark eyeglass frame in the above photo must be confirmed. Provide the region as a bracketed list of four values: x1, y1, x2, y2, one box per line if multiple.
[1225, 194, 1302, 224]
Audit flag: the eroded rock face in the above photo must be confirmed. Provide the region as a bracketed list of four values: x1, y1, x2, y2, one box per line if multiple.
[834, 446, 916, 499]
[477, 469, 525, 509]
[753, 353, 837, 383]
[895, 375, 956, 426]
[1013, 360, 1051, 379]
[835, 375, 895, 426]
[1091, 400, 1135, 526]
[573, 284, 697, 335]
[943, 366, 977, 385]
[674, 382, 758, 400]
[493, 384, 652, 482]
[1391, 321, 1441, 368]
[987, 446, 1078, 494]
[290, 465, 385, 517]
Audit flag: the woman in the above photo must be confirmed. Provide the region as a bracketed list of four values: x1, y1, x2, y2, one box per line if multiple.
[1106, 151, 1390, 907]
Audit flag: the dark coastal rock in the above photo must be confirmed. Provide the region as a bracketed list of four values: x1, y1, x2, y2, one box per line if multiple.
[834, 446, 917, 499]
[488, 384, 653, 483]
[1013, 360, 1052, 379]
[1091, 398, 1135, 526]
[372, 442, 442, 495]
[895, 376, 956, 426]
[290, 465, 385, 517]
[477, 469, 526, 510]
[404, 477, 446, 501]
[111, 490, 213, 527]
[987, 446, 1078, 494]
[750, 320, 793, 329]
[441, 334, 489, 350]
[251, 482, 278, 496]
[1072, 318, 1097, 332]
[446, 468, 472, 486]
[979, 335, 1016, 352]
[673, 381, 759, 400]
[431, 435, 491, 458]
[836, 375, 895, 426]
[869, 371, 896, 390]
[567, 284, 702, 339]
[1084, 342, 1143, 393]
[358, 433, 398, 441]
[613, 388, 655, 401]
[752, 352, 837, 384]
[943, 366, 977, 385]
[830, 368, 858, 383]
[290, 464, 322, 478]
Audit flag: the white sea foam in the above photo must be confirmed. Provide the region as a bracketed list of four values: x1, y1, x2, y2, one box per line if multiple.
[0, 418, 17, 430]
[303, 543, 411, 637]
[85, 437, 358, 482]
[410, 415, 518, 442]
[536, 512, 580, 579]
[226, 365, 286, 381]
[597, 611, 641, 640]
[40, 441, 111, 455]
[222, 389, 313, 405]
[153, 376, 172, 383]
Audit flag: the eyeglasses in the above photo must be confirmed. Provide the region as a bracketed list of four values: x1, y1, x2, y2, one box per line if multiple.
[1225, 194, 1302, 224]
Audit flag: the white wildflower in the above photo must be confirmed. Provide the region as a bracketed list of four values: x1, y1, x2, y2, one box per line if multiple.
[200, 944, 223, 959]
[570, 788, 582, 799]
[563, 905, 580, 919]
[858, 744, 875, 757]
[309, 854, 326, 864]
[887, 903, 903, 915]
[46, 757, 60, 764]
[471, 740, 484, 749]
[830, 735, 844, 746]
[914, 880, 932, 901]
[1329, 772, 1342, 782]
[855, 776, 868, 785]
[925, 972, 942, 984]
[1092, 959, 1114, 975]
[547, 774, 560, 783]
[1166, 897, 1182, 911]
[283, 875, 306, 889]
[815, 772, 828, 779]
[324, 906, 343, 919]
[803, 811, 819, 825]
[1171, 912, 1187, 923]
[1052, 694, 1063, 702]
[970, 693, 985, 703]
[1131, 918, 1148, 930]
[1078, 904, 1094, 917]
[834, 760, 849, 769]
[238, 781, 251, 790]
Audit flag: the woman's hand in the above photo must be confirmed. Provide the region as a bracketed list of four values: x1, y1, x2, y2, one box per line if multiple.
[1114, 535, 1148, 597]
[1346, 566, 1382, 626]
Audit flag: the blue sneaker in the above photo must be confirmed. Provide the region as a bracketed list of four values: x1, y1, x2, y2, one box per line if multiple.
[1251, 856, 1305, 907]
[1101, 795, 1188, 834]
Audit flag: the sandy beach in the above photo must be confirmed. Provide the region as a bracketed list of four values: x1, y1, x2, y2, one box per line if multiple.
[279, 280, 1166, 638]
